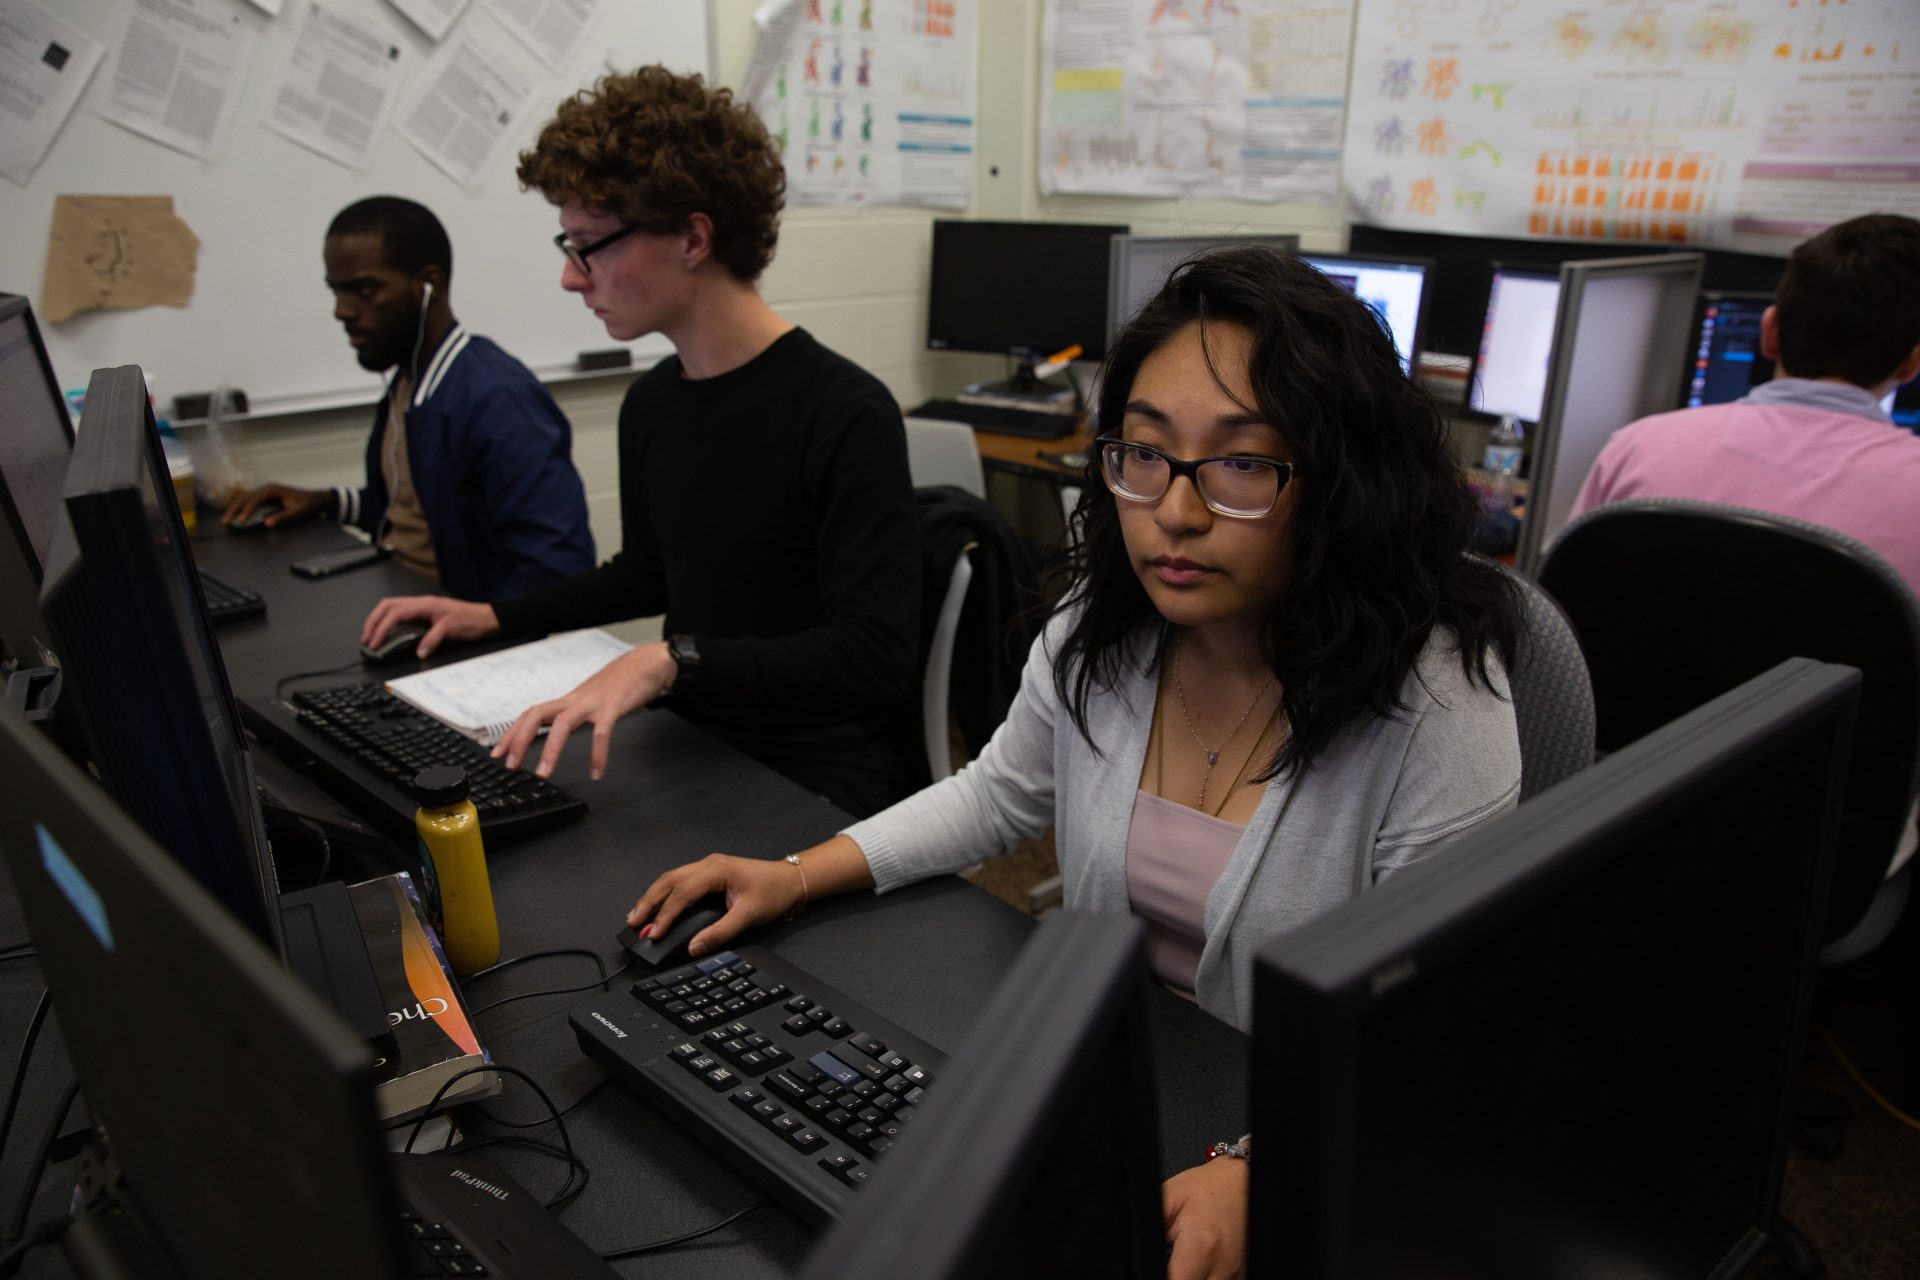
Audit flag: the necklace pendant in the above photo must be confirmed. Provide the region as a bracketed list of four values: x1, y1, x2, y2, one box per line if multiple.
[1206, 750, 1219, 767]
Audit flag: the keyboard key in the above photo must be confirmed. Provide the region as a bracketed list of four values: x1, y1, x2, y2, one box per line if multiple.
[809, 1052, 862, 1088]
[737, 1050, 769, 1073]
[880, 1052, 911, 1073]
[730, 1088, 764, 1112]
[850, 1079, 880, 1101]
[823, 1106, 855, 1131]
[760, 1046, 793, 1068]
[904, 1086, 926, 1107]
[856, 1105, 883, 1126]
[669, 1043, 701, 1063]
[851, 1057, 887, 1082]
[802, 1095, 834, 1117]
[818, 1154, 865, 1186]
[785, 995, 815, 1013]
[864, 1136, 893, 1158]
[822, 1017, 852, 1038]
[701, 1066, 738, 1091]
[789, 1061, 826, 1085]
[783, 1015, 813, 1035]
[805, 1007, 833, 1025]
[770, 1114, 802, 1135]
[767, 1072, 813, 1103]
[785, 1127, 826, 1153]
[685, 1054, 719, 1075]
[848, 1032, 887, 1059]
[844, 1121, 875, 1144]
[752, 1101, 786, 1126]
[903, 1064, 934, 1087]
[882, 1073, 911, 1094]
[871, 1091, 902, 1113]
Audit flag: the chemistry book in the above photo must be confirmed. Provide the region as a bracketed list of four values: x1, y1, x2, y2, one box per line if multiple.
[383, 627, 633, 745]
[348, 872, 501, 1123]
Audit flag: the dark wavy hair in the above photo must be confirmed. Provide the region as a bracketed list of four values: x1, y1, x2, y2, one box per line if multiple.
[1054, 245, 1522, 779]
[516, 66, 786, 282]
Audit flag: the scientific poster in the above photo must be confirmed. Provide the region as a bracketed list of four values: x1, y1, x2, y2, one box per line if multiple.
[1343, 0, 1920, 250]
[96, 0, 263, 164]
[0, 0, 106, 186]
[748, 0, 978, 209]
[1039, 0, 1354, 204]
[396, 25, 539, 191]
[263, 2, 408, 172]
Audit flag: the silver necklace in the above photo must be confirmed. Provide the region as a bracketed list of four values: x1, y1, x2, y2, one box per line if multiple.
[1173, 640, 1275, 809]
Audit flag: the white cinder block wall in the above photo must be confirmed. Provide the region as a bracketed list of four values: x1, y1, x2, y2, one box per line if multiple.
[219, 0, 1351, 643]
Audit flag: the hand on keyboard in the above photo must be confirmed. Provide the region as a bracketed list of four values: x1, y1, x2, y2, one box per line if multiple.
[492, 642, 676, 781]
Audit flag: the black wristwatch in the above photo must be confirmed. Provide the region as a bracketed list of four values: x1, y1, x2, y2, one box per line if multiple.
[666, 634, 701, 689]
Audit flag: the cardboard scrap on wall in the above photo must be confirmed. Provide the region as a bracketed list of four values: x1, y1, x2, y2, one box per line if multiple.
[41, 195, 200, 323]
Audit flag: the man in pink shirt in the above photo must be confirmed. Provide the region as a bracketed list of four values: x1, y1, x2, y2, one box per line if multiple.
[1571, 213, 1920, 596]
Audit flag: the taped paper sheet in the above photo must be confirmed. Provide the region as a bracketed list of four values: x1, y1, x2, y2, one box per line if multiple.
[263, 1, 408, 172]
[0, 0, 107, 186]
[96, 0, 263, 163]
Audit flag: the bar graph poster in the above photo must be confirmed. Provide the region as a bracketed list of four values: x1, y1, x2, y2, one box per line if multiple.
[1343, 0, 1920, 251]
[748, 0, 977, 208]
[1040, 0, 1355, 204]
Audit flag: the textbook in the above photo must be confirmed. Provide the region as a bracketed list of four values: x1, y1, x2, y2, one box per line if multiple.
[348, 872, 500, 1124]
[384, 628, 634, 746]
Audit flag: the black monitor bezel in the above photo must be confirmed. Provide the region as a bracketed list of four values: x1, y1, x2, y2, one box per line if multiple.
[926, 219, 1131, 363]
[0, 294, 75, 668]
[1250, 658, 1854, 1279]
[0, 701, 409, 1277]
[39, 365, 283, 950]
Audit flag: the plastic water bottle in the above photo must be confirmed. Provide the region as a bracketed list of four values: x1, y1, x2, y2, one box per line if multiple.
[1481, 414, 1525, 510]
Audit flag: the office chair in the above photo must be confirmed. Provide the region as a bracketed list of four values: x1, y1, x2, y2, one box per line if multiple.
[1494, 560, 1596, 801]
[904, 417, 986, 499]
[924, 546, 974, 781]
[1537, 499, 1920, 955]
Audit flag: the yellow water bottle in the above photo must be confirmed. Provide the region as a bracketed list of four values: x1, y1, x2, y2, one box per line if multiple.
[411, 766, 499, 975]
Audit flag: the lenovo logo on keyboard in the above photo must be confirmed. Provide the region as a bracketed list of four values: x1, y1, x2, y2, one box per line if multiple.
[590, 1010, 628, 1039]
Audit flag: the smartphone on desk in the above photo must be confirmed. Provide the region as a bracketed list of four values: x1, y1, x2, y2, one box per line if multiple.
[289, 543, 388, 579]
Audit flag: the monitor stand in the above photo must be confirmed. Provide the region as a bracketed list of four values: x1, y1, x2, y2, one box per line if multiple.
[961, 359, 1075, 409]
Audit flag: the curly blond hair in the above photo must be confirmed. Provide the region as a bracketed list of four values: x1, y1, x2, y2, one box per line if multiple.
[517, 66, 785, 282]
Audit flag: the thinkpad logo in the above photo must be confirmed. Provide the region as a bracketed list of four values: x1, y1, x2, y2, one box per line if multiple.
[450, 1169, 509, 1201]
[591, 1010, 627, 1039]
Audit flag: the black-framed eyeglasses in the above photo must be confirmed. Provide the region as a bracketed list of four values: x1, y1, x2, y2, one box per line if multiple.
[1097, 438, 1299, 519]
[553, 224, 647, 275]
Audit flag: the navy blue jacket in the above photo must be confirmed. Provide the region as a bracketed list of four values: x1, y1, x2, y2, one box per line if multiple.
[333, 325, 595, 601]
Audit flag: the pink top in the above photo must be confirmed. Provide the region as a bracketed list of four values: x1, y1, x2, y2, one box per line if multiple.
[1124, 790, 1244, 1002]
[1571, 385, 1920, 597]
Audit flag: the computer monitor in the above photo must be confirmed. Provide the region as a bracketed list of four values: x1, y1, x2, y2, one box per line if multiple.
[1681, 291, 1775, 408]
[1106, 233, 1301, 341]
[0, 294, 75, 668]
[927, 220, 1130, 378]
[797, 911, 1166, 1279]
[1298, 251, 1433, 375]
[38, 364, 283, 948]
[1252, 656, 1856, 1280]
[0, 700, 413, 1277]
[1469, 265, 1562, 422]
[1519, 253, 1705, 572]
[1891, 382, 1920, 432]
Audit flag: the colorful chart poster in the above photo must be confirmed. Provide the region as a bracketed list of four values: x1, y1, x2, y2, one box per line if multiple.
[748, 0, 978, 208]
[1343, 0, 1920, 251]
[1039, 0, 1354, 205]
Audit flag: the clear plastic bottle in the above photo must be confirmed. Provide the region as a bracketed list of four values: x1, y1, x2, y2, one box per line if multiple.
[411, 766, 499, 974]
[1481, 413, 1526, 512]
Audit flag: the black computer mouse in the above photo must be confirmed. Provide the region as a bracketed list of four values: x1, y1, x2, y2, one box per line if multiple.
[617, 896, 730, 969]
[359, 621, 430, 667]
[230, 500, 283, 532]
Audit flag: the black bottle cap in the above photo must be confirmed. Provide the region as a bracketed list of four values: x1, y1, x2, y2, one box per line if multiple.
[412, 765, 470, 808]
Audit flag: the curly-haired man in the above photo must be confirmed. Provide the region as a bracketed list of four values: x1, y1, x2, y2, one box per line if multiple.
[359, 67, 921, 818]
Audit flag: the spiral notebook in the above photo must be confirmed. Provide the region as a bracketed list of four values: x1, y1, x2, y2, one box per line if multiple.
[383, 628, 634, 745]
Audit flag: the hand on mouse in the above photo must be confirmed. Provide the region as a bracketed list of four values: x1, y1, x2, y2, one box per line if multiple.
[628, 837, 877, 959]
[223, 483, 327, 529]
[360, 596, 499, 658]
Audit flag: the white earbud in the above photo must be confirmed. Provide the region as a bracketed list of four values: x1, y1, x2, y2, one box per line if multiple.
[421, 281, 435, 305]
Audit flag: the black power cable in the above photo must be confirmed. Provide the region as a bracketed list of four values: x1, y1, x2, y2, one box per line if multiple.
[597, 1200, 766, 1261]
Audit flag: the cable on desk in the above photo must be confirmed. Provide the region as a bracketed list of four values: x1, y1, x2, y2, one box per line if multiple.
[452, 1135, 592, 1209]
[597, 1200, 766, 1261]
[1817, 1024, 1920, 1134]
[0, 1216, 69, 1278]
[468, 953, 638, 1019]
[0, 990, 50, 1176]
[472, 1076, 610, 1130]
[401, 1064, 586, 1208]
[7, 1078, 78, 1245]
[273, 659, 365, 700]
[462, 948, 609, 988]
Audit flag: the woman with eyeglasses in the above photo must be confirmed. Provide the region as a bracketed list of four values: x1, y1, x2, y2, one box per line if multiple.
[626, 245, 1525, 1277]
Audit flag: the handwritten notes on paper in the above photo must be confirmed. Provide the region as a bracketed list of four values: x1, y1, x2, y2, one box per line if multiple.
[41, 195, 200, 324]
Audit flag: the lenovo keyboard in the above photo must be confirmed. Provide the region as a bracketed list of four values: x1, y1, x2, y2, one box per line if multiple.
[570, 944, 944, 1224]
[200, 569, 266, 624]
[908, 398, 1075, 439]
[240, 682, 585, 847]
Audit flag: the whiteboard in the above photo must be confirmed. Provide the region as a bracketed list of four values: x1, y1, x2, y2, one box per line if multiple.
[2, 0, 711, 416]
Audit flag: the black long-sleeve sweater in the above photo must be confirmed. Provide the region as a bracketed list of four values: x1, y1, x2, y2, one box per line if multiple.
[493, 329, 922, 817]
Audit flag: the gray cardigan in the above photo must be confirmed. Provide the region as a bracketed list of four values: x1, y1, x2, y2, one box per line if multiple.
[844, 611, 1522, 1032]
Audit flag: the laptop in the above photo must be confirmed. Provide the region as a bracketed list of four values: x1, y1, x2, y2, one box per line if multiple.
[0, 703, 617, 1279]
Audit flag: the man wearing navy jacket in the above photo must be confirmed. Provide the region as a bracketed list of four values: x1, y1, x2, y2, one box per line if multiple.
[223, 197, 595, 602]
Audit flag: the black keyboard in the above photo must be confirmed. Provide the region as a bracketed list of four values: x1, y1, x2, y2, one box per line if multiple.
[571, 944, 944, 1224]
[909, 398, 1075, 439]
[200, 569, 265, 623]
[240, 682, 585, 847]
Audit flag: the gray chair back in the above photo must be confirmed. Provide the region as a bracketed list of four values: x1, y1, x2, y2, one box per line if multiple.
[1497, 561, 1597, 801]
